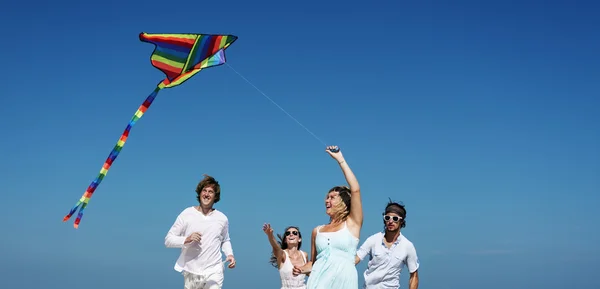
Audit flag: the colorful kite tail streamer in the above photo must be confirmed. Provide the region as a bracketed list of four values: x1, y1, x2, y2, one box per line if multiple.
[63, 32, 238, 229]
[62, 84, 165, 228]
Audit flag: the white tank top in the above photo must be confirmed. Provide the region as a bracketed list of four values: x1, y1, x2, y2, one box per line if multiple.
[279, 250, 307, 288]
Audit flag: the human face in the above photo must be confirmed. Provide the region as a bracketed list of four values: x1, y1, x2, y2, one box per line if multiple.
[383, 213, 402, 231]
[325, 191, 342, 216]
[199, 186, 216, 208]
[284, 228, 301, 245]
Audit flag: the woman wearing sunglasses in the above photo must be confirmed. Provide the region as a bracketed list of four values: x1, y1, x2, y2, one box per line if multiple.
[292, 146, 363, 289]
[262, 223, 308, 289]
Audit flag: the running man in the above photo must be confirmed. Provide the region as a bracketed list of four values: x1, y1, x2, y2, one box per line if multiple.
[165, 174, 236, 289]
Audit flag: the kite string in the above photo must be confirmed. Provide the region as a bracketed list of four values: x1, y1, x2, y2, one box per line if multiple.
[224, 63, 328, 147]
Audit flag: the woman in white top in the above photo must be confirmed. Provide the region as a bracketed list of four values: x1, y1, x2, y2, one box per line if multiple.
[263, 223, 308, 289]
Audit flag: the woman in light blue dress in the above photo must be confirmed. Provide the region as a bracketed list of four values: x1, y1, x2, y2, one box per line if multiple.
[293, 146, 363, 289]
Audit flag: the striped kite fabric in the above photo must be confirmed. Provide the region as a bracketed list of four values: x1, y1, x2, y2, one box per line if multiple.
[63, 32, 238, 229]
[140, 33, 237, 88]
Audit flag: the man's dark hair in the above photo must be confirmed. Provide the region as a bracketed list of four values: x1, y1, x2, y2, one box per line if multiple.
[383, 198, 407, 228]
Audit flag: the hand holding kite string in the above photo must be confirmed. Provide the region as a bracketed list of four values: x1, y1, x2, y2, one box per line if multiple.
[62, 32, 238, 229]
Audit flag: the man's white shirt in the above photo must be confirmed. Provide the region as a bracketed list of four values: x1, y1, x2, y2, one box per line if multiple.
[356, 232, 419, 289]
[165, 207, 234, 276]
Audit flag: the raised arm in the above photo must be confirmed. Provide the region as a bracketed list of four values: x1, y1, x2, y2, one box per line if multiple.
[262, 223, 284, 266]
[326, 146, 363, 228]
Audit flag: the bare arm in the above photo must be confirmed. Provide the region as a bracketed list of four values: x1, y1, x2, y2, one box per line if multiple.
[406, 244, 420, 289]
[303, 251, 310, 275]
[339, 161, 362, 224]
[262, 223, 284, 265]
[355, 234, 374, 265]
[409, 270, 419, 289]
[295, 226, 318, 276]
[328, 147, 363, 228]
[310, 226, 318, 263]
[304, 226, 318, 274]
[267, 232, 284, 262]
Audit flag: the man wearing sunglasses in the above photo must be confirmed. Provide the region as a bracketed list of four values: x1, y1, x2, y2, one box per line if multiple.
[354, 200, 419, 289]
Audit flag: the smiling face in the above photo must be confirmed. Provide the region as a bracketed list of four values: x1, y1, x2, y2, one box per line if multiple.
[283, 227, 302, 247]
[195, 174, 221, 207]
[325, 191, 342, 216]
[199, 185, 216, 208]
[325, 186, 352, 220]
[271, 226, 303, 266]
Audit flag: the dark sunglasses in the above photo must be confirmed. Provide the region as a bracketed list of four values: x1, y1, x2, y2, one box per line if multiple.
[285, 231, 299, 236]
[383, 215, 403, 222]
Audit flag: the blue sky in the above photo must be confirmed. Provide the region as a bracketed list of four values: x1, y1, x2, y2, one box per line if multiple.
[1, 0, 598, 288]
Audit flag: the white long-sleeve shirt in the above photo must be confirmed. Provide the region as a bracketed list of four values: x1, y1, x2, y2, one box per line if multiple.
[165, 207, 234, 275]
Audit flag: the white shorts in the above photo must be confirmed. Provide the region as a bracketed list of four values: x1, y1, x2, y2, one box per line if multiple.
[183, 270, 224, 289]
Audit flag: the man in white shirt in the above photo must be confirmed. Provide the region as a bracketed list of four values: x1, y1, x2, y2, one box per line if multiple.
[165, 174, 236, 289]
[355, 200, 419, 289]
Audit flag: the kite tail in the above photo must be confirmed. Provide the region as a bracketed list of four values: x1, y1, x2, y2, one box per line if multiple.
[63, 84, 164, 228]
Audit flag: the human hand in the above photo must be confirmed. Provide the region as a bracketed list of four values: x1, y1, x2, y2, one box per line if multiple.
[293, 264, 309, 276]
[225, 255, 236, 268]
[262, 223, 274, 235]
[292, 265, 303, 276]
[184, 232, 202, 244]
[325, 145, 344, 163]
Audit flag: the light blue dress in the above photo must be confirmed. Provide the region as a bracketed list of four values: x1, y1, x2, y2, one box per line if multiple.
[306, 221, 359, 289]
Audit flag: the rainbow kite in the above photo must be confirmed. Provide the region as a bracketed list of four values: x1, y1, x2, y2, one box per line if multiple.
[63, 32, 238, 229]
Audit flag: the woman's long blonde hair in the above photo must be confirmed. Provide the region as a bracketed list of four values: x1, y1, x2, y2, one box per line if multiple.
[328, 186, 352, 222]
